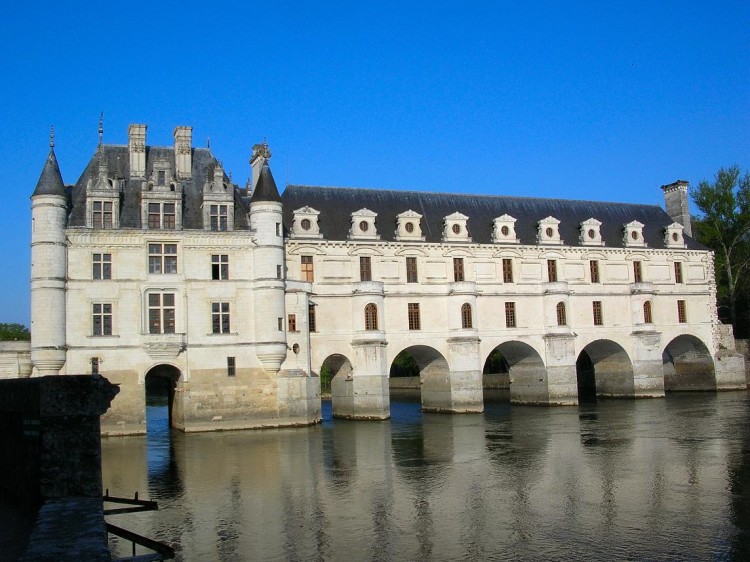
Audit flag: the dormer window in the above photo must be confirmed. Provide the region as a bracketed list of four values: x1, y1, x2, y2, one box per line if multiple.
[202, 160, 234, 231]
[664, 223, 686, 249]
[92, 201, 113, 229]
[442, 212, 470, 242]
[580, 218, 603, 246]
[157, 170, 166, 186]
[349, 208, 379, 240]
[624, 221, 646, 247]
[291, 207, 323, 238]
[396, 210, 425, 241]
[538, 217, 562, 245]
[210, 205, 229, 231]
[492, 215, 519, 244]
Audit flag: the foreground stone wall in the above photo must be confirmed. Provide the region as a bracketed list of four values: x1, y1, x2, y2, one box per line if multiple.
[0, 375, 118, 560]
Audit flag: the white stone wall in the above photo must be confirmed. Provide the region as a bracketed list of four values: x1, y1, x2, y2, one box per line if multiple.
[287, 240, 715, 375]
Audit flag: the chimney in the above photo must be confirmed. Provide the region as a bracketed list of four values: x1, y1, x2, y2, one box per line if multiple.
[661, 180, 692, 237]
[250, 141, 271, 190]
[174, 126, 193, 179]
[128, 124, 147, 178]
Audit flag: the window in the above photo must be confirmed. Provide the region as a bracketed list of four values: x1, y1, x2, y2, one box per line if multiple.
[556, 302, 567, 326]
[301, 219, 311, 231]
[452, 224, 461, 234]
[227, 357, 236, 377]
[547, 259, 558, 282]
[210, 204, 229, 231]
[276, 223, 281, 236]
[677, 300, 687, 323]
[301, 255, 314, 282]
[277, 265, 282, 279]
[644, 301, 653, 324]
[91, 357, 100, 376]
[453, 258, 465, 282]
[288, 314, 297, 332]
[505, 302, 516, 328]
[360, 256, 372, 282]
[212, 302, 230, 334]
[408, 303, 421, 330]
[211, 254, 228, 280]
[92, 201, 113, 229]
[148, 202, 176, 229]
[674, 262, 683, 284]
[278, 317, 283, 331]
[157, 170, 166, 186]
[406, 257, 418, 283]
[633, 261, 643, 283]
[461, 303, 472, 329]
[308, 303, 316, 332]
[502, 259, 513, 283]
[590, 260, 599, 283]
[93, 253, 111, 280]
[593, 301, 604, 326]
[149, 243, 177, 274]
[365, 303, 378, 330]
[148, 293, 176, 334]
[92, 303, 112, 336]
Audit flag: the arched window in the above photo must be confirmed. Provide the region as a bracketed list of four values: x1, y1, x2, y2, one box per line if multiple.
[643, 301, 653, 324]
[556, 302, 567, 326]
[461, 303, 473, 329]
[365, 303, 378, 331]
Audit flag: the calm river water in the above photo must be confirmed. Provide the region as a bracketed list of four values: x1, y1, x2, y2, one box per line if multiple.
[102, 391, 750, 561]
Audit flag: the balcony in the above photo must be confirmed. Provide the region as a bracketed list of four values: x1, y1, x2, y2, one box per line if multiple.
[543, 281, 570, 295]
[141, 333, 186, 359]
[630, 282, 655, 295]
[448, 281, 477, 295]
[352, 281, 385, 296]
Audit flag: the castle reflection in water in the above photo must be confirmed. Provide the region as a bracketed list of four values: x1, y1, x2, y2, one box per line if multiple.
[103, 391, 750, 561]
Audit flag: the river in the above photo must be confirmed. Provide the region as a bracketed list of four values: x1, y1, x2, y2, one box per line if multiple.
[102, 391, 750, 561]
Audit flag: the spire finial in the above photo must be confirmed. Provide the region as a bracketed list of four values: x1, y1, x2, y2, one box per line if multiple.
[98, 112, 104, 145]
[49, 125, 55, 148]
[207, 137, 210, 149]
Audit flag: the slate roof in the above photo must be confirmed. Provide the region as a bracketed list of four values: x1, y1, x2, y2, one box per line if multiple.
[66, 145, 250, 230]
[250, 161, 282, 203]
[32, 149, 66, 197]
[282, 185, 704, 250]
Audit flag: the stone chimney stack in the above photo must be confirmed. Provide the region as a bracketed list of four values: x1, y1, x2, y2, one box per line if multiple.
[250, 141, 271, 191]
[661, 180, 692, 237]
[174, 126, 193, 179]
[128, 124, 147, 178]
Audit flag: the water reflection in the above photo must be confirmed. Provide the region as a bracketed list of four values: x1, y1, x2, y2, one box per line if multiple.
[102, 391, 750, 560]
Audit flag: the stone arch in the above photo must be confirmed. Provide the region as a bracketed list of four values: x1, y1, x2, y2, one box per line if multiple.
[389, 345, 451, 413]
[662, 335, 715, 391]
[577, 340, 634, 399]
[483, 341, 547, 404]
[145, 363, 182, 430]
[321, 353, 354, 419]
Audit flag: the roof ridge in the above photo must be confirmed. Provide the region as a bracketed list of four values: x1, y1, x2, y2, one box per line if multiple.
[284, 184, 662, 209]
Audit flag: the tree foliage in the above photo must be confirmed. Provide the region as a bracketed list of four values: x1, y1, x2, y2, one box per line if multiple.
[692, 165, 750, 331]
[0, 323, 30, 341]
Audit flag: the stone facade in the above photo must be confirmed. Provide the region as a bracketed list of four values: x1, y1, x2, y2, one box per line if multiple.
[29, 123, 746, 431]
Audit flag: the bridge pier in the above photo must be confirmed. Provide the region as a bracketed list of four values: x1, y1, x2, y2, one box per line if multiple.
[422, 336, 483, 414]
[332, 340, 390, 420]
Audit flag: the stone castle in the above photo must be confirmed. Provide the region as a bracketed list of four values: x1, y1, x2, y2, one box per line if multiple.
[29, 123, 746, 434]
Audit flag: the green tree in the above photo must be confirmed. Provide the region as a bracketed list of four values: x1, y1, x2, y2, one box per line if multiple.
[0, 323, 30, 341]
[692, 165, 750, 331]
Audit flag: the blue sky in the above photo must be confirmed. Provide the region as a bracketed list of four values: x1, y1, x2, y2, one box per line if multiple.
[1, 1, 748, 326]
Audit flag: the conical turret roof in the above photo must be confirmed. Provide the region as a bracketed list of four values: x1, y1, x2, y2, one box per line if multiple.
[32, 148, 66, 197]
[250, 161, 282, 203]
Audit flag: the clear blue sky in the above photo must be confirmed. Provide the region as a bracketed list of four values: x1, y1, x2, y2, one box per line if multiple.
[1, 1, 748, 326]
